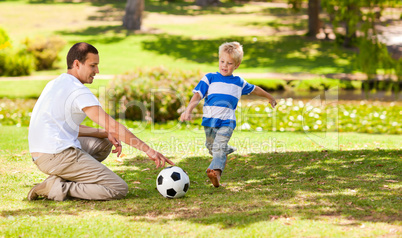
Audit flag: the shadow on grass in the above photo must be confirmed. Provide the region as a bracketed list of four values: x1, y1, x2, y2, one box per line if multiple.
[27, 0, 246, 15]
[141, 34, 355, 73]
[3, 149, 401, 228]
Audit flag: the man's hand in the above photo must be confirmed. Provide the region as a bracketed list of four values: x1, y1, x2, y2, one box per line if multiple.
[107, 133, 122, 157]
[146, 149, 175, 168]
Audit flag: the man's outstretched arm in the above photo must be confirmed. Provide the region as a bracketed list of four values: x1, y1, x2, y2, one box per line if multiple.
[83, 105, 174, 168]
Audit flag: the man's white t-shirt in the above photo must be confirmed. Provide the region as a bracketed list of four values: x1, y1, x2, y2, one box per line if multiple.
[28, 73, 100, 154]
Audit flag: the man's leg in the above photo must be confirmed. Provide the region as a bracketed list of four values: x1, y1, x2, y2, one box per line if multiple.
[33, 147, 128, 201]
[78, 137, 113, 162]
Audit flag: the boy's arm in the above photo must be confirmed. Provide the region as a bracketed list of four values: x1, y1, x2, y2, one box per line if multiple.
[180, 92, 202, 121]
[251, 86, 277, 108]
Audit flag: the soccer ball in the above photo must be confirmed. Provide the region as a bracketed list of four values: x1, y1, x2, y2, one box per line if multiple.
[156, 166, 190, 199]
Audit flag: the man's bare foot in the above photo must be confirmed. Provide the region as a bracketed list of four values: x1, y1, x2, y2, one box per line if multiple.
[207, 168, 221, 188]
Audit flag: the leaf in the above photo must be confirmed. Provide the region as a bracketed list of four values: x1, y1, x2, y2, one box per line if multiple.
[385, 180, 398, 183]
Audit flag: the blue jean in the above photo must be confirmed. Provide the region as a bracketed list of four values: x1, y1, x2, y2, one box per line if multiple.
[204, 126, 236, 173]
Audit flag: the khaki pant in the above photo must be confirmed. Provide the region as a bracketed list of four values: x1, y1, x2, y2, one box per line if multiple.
[33, 137, 128, 201]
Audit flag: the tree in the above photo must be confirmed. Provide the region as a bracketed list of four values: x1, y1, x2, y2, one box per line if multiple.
[123, 0, 144, 30]
[289, 0, 321, 37]
[307, 0, 321, 36]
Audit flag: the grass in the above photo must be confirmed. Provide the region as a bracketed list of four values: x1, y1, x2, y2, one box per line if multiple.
[0, 126, 401, 237]
[0, 0, 358, 76]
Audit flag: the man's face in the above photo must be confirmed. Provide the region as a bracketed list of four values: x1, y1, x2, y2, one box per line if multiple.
[76, 53, 99, 84]
[219, 52, 239, 77]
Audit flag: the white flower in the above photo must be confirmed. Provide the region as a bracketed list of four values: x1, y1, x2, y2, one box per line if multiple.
[241, 123, 251, 130]
[297, 115, 303, 121]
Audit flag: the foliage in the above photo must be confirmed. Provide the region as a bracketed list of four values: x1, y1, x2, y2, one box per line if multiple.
[107, 67, 204, 123]
[236, 98, 401, 134]
[0, 27, 33, 76]
[0, 49, 34, 76]
[2, 98, 400, 135]
[0, 99, 36, 127]
[0, 27, 11, 50]
[23, 35, 66, 70]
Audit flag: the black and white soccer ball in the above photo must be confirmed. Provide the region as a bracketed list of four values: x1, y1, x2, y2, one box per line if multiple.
[156, 166, 190, 198]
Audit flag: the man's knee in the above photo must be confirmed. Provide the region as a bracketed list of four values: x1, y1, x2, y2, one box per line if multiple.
[93, 139, 113, 162]
[112, 180, 128, 199]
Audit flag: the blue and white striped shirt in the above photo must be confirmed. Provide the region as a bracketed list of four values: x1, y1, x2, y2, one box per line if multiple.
[193, 72, 255, 129]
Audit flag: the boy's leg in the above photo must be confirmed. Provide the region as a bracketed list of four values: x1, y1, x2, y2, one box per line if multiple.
[205, 127, 234, 187]
[78, 137, 113, 162]
[33, 147, 128, 201]
[204, 127, 216, 156]
[207, 126, 234, 172]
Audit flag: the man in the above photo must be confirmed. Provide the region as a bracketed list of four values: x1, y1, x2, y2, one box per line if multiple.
[28, 42, 174, 201]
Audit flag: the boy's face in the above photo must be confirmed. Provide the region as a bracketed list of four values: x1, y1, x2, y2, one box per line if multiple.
[219, 52, 239, 76]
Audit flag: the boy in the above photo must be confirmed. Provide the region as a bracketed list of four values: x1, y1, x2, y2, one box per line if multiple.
[180, 42, 277, 187]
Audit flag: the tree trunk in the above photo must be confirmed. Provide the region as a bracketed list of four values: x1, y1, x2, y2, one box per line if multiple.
[307, 0, 320, 37]
[123, 0, 144, 30]
[343, 3, 358, 47]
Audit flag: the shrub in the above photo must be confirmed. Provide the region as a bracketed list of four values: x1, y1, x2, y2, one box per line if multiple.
[107, 67, 203, 122]
[247, 78, 287, 91]
[288, 78, 362, 91]
[0, 49, 34, 76]
[0, 27, 11, 50]
[23, 35, 66, 70]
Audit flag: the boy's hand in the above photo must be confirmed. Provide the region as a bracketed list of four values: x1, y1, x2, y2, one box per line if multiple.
[270, 99, 277, 108]
[179, 112, 192, 122]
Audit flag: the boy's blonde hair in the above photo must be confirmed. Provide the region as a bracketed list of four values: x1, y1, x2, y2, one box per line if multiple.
[219, 42, 243, 66]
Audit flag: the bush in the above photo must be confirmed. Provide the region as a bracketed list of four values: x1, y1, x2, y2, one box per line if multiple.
[247, 78, 287, 91]
[288, 78, 362, 91]
[0, 49, 34, 76]
[107, 67, 203, 122]
[23, 35, 66, 70]
[0, 27, 11, 50]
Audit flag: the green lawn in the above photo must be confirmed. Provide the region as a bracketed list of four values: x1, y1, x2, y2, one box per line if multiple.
[0, 0, 357, 76]
[0, 126, 401, 237]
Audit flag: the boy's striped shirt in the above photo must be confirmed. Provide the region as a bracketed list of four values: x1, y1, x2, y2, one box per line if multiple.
[193, 72, 255, 129]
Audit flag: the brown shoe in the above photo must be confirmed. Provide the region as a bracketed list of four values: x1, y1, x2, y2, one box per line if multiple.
[27, 176, 57, 201]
